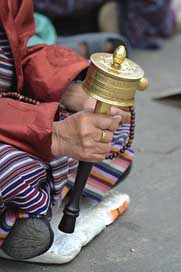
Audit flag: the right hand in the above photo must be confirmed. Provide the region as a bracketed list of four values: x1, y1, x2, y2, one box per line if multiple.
[51, 111, 122, 162]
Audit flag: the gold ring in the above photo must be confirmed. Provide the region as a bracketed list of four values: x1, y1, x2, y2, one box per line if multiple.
[100, 130, 107, 143]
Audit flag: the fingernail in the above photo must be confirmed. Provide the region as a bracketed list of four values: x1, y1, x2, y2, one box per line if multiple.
[113, 115, 122, 120]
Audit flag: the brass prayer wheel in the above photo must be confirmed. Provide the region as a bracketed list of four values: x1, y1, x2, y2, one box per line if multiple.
[82, 45, 149, 108]
[59, 45, 149, 234]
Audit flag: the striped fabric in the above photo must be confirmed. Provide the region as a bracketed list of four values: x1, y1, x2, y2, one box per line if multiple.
[0, 26, 134, 246]
[67, 125, 134, 201]
[68, 154, 132, 201]
[50, 156, 78, 199]
[0, 144, 50, 216]
[0, 28, 15, 91]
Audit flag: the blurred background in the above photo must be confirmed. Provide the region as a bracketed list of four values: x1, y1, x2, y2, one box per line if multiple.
[31, 0, 181, 59]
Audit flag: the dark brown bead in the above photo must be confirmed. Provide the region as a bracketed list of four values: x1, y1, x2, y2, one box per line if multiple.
[24, 97, 29, 102]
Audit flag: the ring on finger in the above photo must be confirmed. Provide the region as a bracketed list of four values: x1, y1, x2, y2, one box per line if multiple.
[100, 130, 107, 143]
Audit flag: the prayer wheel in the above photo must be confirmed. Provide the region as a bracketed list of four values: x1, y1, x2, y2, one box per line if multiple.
[59, 45, 149, 233]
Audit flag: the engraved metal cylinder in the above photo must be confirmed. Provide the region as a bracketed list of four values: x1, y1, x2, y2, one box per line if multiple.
[82, 46, 149, 107]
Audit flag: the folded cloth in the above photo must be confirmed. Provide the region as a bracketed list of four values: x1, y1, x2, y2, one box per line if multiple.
[27, 13, 57, 46]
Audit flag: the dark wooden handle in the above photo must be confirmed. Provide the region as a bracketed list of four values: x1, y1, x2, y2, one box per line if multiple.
[58, 161, 93, 233]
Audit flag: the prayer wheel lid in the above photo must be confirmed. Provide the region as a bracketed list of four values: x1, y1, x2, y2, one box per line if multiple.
[91, 45, 144, 81]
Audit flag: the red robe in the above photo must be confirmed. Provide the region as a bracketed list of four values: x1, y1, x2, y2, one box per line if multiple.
[0, 0, 89, 161]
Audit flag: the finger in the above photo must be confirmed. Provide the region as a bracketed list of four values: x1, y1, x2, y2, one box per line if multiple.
[112, 106, 130, 112]
[93, 113, 122, 131]
[94, 129, 113, 143]
[79, 145, 110, 162]
[110, 107, 131, 123]
[80, 143, 112, 162]
[94, 142, 112, 155]
[84, 154, 107, 163]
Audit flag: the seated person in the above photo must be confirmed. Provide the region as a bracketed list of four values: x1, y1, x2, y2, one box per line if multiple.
[0, 0, 133, 260]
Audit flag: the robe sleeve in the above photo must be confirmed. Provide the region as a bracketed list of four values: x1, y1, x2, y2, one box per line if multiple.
[0, 98, 59, 161]
[22, 44, 89, 102]
[0, 44, 89, 161]
[0, 0, 89, 161]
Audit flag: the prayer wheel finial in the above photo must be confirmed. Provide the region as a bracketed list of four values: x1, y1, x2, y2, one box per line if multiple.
[112, 45, 126, 69]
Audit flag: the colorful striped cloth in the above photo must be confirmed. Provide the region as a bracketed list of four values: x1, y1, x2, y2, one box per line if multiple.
[0, 144, 51, 215]
[67, 124, 134, 201]
[0, 26, 134, 246]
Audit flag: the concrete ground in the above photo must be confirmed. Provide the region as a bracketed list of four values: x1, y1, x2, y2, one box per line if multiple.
[0, 34, 181, 272]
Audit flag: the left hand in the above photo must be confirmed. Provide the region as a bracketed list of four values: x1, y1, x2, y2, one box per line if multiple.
[61, 81, 130, 123]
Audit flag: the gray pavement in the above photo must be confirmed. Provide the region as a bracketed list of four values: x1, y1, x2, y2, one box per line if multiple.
[0, 34, 181, 272]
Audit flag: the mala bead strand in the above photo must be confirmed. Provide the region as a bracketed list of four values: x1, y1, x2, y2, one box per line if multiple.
[106, 106, 136, 160]
[120, 106, 135, 152]
[0, 91, 40, 105]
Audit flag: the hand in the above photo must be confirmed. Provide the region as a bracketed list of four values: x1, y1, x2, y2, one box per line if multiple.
[61, 81, 131, 123]
[60, 81, 96, 112]
[51, 111, 122, 162]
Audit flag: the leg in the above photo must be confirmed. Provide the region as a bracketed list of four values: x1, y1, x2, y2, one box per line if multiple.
[0, 144, 54, 259]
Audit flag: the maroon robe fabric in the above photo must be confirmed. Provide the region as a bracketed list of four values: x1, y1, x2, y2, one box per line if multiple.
[0, 0, 89, 161]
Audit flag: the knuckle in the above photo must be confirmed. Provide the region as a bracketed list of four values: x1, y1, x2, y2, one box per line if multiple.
[79, 112, 90, 125]
[79, 124, 89, 138]
[81, 138, 89, 150]
[79, 127, 87, 137]
[79, 115, 93, 137]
